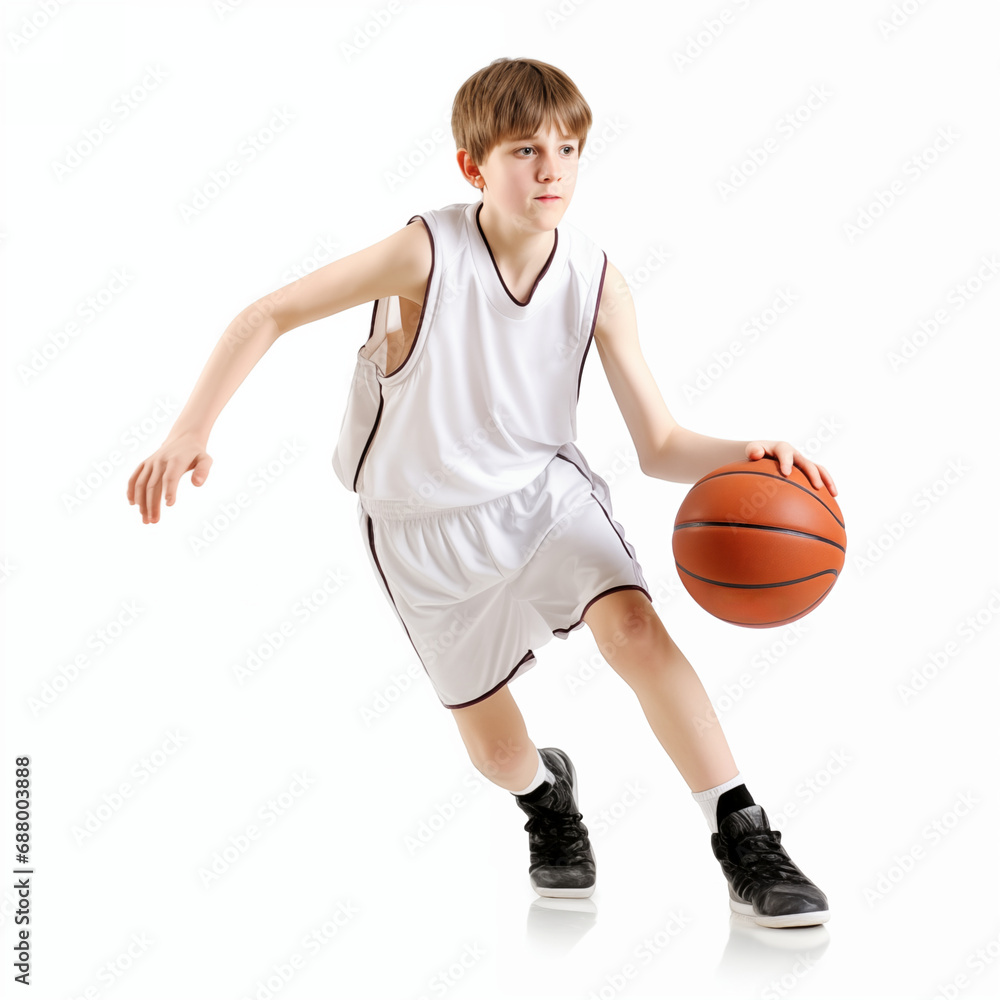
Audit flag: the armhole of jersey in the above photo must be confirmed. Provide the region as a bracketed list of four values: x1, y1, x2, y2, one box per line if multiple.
[577, 249, 607, 401]
[372, 213, 436, 385]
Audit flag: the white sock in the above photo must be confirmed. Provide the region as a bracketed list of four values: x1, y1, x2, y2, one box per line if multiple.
[691, 772, 745, 833]
[509, 749, 555, 796]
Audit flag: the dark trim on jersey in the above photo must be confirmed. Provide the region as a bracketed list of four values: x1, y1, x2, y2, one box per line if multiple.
[366, 513, 435, 688]
[553, 450, 589, 482]
[350, 215, 436, 492]
[474, 201, 558, 307]
[367, 512, 539, 712]
[449, 579, 653, 704]
[393, 215, 434, 375]
[442, 650, 537, 710]
[589, 489, 638, 560]
[552, 584, 653, 637]
[549, 450, 653, 634]
[449, 580, 653, 704]
[352, 382, 384, 493]
[578, 250, 608, 401]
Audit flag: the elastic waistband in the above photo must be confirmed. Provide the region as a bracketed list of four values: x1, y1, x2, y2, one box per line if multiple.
[359, 487, 522, 522]
[358, 463, 557, 522]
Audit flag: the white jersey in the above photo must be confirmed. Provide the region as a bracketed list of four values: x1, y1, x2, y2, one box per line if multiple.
[332, 200, 608, 511]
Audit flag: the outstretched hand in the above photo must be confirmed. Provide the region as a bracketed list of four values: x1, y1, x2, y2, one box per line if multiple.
[746, 440, 837, 496]
[127, 432, 214, 523]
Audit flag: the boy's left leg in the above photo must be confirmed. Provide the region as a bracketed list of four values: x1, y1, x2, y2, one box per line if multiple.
[582, 588, 829, 927]
[583, 588, 739, 792]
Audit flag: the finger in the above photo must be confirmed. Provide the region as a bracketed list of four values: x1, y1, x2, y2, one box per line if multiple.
[801, 459, 824, 491]
[164, 459, 192, 506]
[153, 463, 168, 521]
[146, 463, 164, 523]
[133, 466, 151, 521]
[806, 466, 824, 490]
[819, 466, 838, 496]
[127, 462, 148, 505]
[191, 453, 213, 486]
[808, 462, 835, 496]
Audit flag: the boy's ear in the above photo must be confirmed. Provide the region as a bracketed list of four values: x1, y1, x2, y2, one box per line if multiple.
[455, 148, 471, 180]
[456, 148, 482, 187]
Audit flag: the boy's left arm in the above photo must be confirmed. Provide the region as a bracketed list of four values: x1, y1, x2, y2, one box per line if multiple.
[592, 261, 838, 496]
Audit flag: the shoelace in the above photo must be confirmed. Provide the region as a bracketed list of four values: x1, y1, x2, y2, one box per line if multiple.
[731, 830, 811, 890]
[524, 809, 591, 865]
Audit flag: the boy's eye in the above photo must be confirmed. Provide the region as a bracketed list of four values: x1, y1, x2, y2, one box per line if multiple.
[517, 145, 576, 155]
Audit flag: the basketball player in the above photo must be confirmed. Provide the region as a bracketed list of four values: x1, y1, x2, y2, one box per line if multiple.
[127, 57, 837, 927]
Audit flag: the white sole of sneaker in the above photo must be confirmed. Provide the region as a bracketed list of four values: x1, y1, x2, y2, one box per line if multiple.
[729, 896, 830, 927]
[530, 749, 596, 899]
[531, 881, 596, 899]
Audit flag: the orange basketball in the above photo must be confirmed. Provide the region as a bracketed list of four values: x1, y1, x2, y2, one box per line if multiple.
[671, 457, 846, 628]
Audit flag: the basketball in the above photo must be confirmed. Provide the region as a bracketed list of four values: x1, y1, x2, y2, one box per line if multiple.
[671, 457, 846, 628]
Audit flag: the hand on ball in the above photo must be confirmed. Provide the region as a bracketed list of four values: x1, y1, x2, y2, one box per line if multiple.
[746, 440, 837, 496]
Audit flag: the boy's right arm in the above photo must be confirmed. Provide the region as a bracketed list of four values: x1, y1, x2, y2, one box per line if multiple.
[127, 219, 431, 524]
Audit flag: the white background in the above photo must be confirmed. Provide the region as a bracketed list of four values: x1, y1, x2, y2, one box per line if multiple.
[3, 1, 999, 997]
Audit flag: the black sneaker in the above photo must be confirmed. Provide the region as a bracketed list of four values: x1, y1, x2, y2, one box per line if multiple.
[513, 748, 596, 898]
[712, 805, 830, 927]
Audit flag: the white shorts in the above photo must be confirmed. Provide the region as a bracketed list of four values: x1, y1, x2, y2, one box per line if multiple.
[356, 442, 651, 709]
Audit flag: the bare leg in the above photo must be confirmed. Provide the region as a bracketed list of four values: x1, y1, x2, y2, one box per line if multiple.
[582, 590, 830, 926]
[450, 684, 541, 792]
[583, 589, 739, 793]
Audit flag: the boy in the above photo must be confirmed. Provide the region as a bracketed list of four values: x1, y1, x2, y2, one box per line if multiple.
[128, 57, 837, 928]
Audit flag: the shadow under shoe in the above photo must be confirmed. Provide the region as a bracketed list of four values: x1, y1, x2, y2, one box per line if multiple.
[711, 804, 830, 928]
[513, 748, 596, 898]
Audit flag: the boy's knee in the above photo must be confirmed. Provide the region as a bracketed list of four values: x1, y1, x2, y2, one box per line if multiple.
[599, 607, 662, 665]
[467, 737, 531, 779]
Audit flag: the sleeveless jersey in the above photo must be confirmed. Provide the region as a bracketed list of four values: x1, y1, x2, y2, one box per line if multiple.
[332, 200, 608, 510]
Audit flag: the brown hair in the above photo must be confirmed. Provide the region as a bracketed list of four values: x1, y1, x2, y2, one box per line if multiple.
[451, 57, 593, 170]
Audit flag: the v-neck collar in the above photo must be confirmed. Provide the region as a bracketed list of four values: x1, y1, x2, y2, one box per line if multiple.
[465, 201, 567, 320]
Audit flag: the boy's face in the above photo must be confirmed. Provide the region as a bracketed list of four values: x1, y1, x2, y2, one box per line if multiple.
[471, 119, 579, 232]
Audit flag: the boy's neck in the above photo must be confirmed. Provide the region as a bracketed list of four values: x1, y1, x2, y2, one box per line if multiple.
[477, 200, 556, 282]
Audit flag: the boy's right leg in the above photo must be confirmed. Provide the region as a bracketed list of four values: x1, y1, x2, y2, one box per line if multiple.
[449, 684, 541, 792]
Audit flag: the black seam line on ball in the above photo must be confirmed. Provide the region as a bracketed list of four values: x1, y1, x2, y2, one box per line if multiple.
[713, 583, 836, 626]
[674, 521, 846, 553]
[692, 470, 845, 528]
[675, 564, 839, 588]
